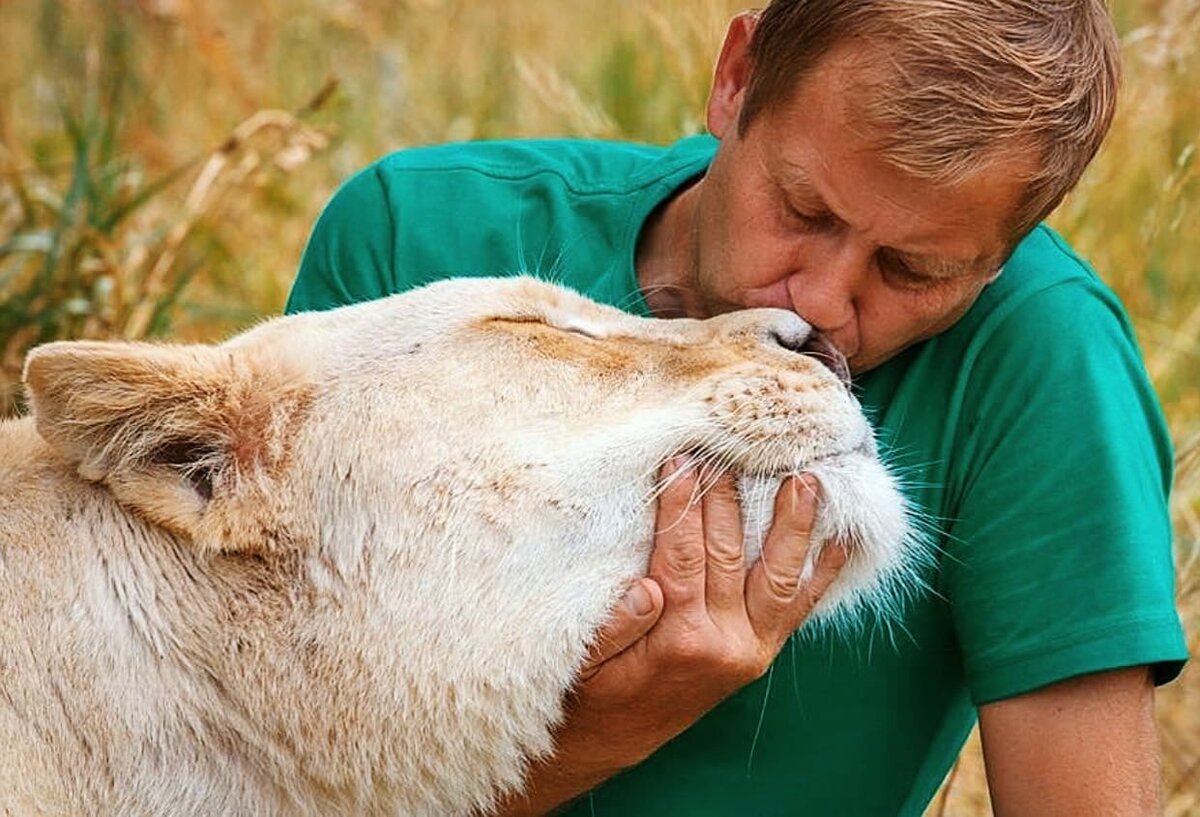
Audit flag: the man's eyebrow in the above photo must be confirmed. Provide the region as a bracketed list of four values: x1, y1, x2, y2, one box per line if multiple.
[884, 248, 1000, 279]
[775, 166, 847, 223]
[776, 164, 823, 198]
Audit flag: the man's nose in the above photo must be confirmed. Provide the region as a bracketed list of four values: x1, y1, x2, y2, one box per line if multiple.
[789, 236, 870, 335]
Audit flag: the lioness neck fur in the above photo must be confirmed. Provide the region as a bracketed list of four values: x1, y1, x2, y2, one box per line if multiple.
[0, 277, 920, 816]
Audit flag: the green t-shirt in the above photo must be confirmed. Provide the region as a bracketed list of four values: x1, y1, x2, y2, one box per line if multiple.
[286, 136, 1187, 816]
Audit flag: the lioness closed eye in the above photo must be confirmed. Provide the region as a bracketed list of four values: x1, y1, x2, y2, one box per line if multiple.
[0, 276, 922, 816]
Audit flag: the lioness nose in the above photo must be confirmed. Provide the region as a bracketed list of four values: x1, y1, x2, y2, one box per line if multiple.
[762, 327, 851, 388]
[739, 314, 854, 386]
[735, 309, 812, 350]
[742, 313, 852, 388]
[765, 326, 810, 355]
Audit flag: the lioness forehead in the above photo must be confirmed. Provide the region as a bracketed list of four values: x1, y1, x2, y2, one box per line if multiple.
[280, 276, 630, 347]
[270, 276, 835, 394]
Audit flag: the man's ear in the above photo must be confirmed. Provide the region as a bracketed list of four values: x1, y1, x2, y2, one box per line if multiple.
[23, 339, 313, 552]
[707, 11, 758, 139]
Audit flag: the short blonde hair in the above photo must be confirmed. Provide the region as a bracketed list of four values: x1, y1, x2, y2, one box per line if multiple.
[741, 0, 1121, 238]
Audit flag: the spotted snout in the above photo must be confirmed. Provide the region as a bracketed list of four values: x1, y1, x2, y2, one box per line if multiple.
[689, 310, 867, 473]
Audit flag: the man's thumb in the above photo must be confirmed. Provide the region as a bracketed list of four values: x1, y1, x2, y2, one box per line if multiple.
[578, 579, 663, 680]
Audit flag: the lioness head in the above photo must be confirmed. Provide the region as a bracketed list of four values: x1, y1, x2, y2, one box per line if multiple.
[18, 276, 920, 815]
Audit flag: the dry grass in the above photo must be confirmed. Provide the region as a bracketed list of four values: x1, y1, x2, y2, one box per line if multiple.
[1, 0, 1195, 812]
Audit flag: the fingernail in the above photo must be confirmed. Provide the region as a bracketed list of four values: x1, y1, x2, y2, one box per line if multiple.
[667, 455, 693, 475]
[796, 474, 822, 503]
[819, 541, 850, 569]
[624, 581, 654, 616]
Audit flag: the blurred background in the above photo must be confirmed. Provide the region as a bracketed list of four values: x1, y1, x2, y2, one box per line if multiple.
[0, 0, 1195, 812]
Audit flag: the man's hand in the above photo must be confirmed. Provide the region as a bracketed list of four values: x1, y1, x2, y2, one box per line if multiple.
[573, 457, 846, 762]
[496, 457, 847, 816]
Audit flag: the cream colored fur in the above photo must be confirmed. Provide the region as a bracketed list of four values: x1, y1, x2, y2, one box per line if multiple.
[0, 276, 920, 816]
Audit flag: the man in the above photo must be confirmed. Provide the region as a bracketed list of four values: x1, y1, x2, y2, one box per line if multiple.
[286, 1, 1187, 814]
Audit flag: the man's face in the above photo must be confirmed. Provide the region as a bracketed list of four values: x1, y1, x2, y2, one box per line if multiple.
[678, 19, 1031, 373]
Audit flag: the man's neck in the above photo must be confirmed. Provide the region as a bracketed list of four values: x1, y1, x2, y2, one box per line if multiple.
[634, 178, 707, 320]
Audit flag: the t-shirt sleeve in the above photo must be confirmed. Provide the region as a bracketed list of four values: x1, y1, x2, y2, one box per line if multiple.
[942, 275, 1187, 705]
[285, 164, 397, 314]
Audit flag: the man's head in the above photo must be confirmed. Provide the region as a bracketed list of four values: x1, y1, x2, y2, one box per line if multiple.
[741, 0, 1121, 239]
[641, 1, 1120, 372]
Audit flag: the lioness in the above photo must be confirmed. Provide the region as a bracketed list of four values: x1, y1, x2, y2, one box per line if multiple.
[0, 276, 919, 816]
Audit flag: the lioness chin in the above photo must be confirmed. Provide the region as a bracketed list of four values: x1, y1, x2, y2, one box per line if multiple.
[0, 276, 920, 816]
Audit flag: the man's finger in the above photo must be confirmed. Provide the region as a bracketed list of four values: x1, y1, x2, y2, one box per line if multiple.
[790, 538, 849, 624]
[773, 538, 851, 636]
[702, 468, 747, 615]
[744, 474, 820, 638]
[579, 579, 664, 681]
[647, 457, 706, 609]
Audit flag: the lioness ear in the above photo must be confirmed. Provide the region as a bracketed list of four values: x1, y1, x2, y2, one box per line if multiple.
[23, 339, 312, 552]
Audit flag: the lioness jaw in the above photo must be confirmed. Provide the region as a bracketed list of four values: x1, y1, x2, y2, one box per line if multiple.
[0, 276, 923, 816]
